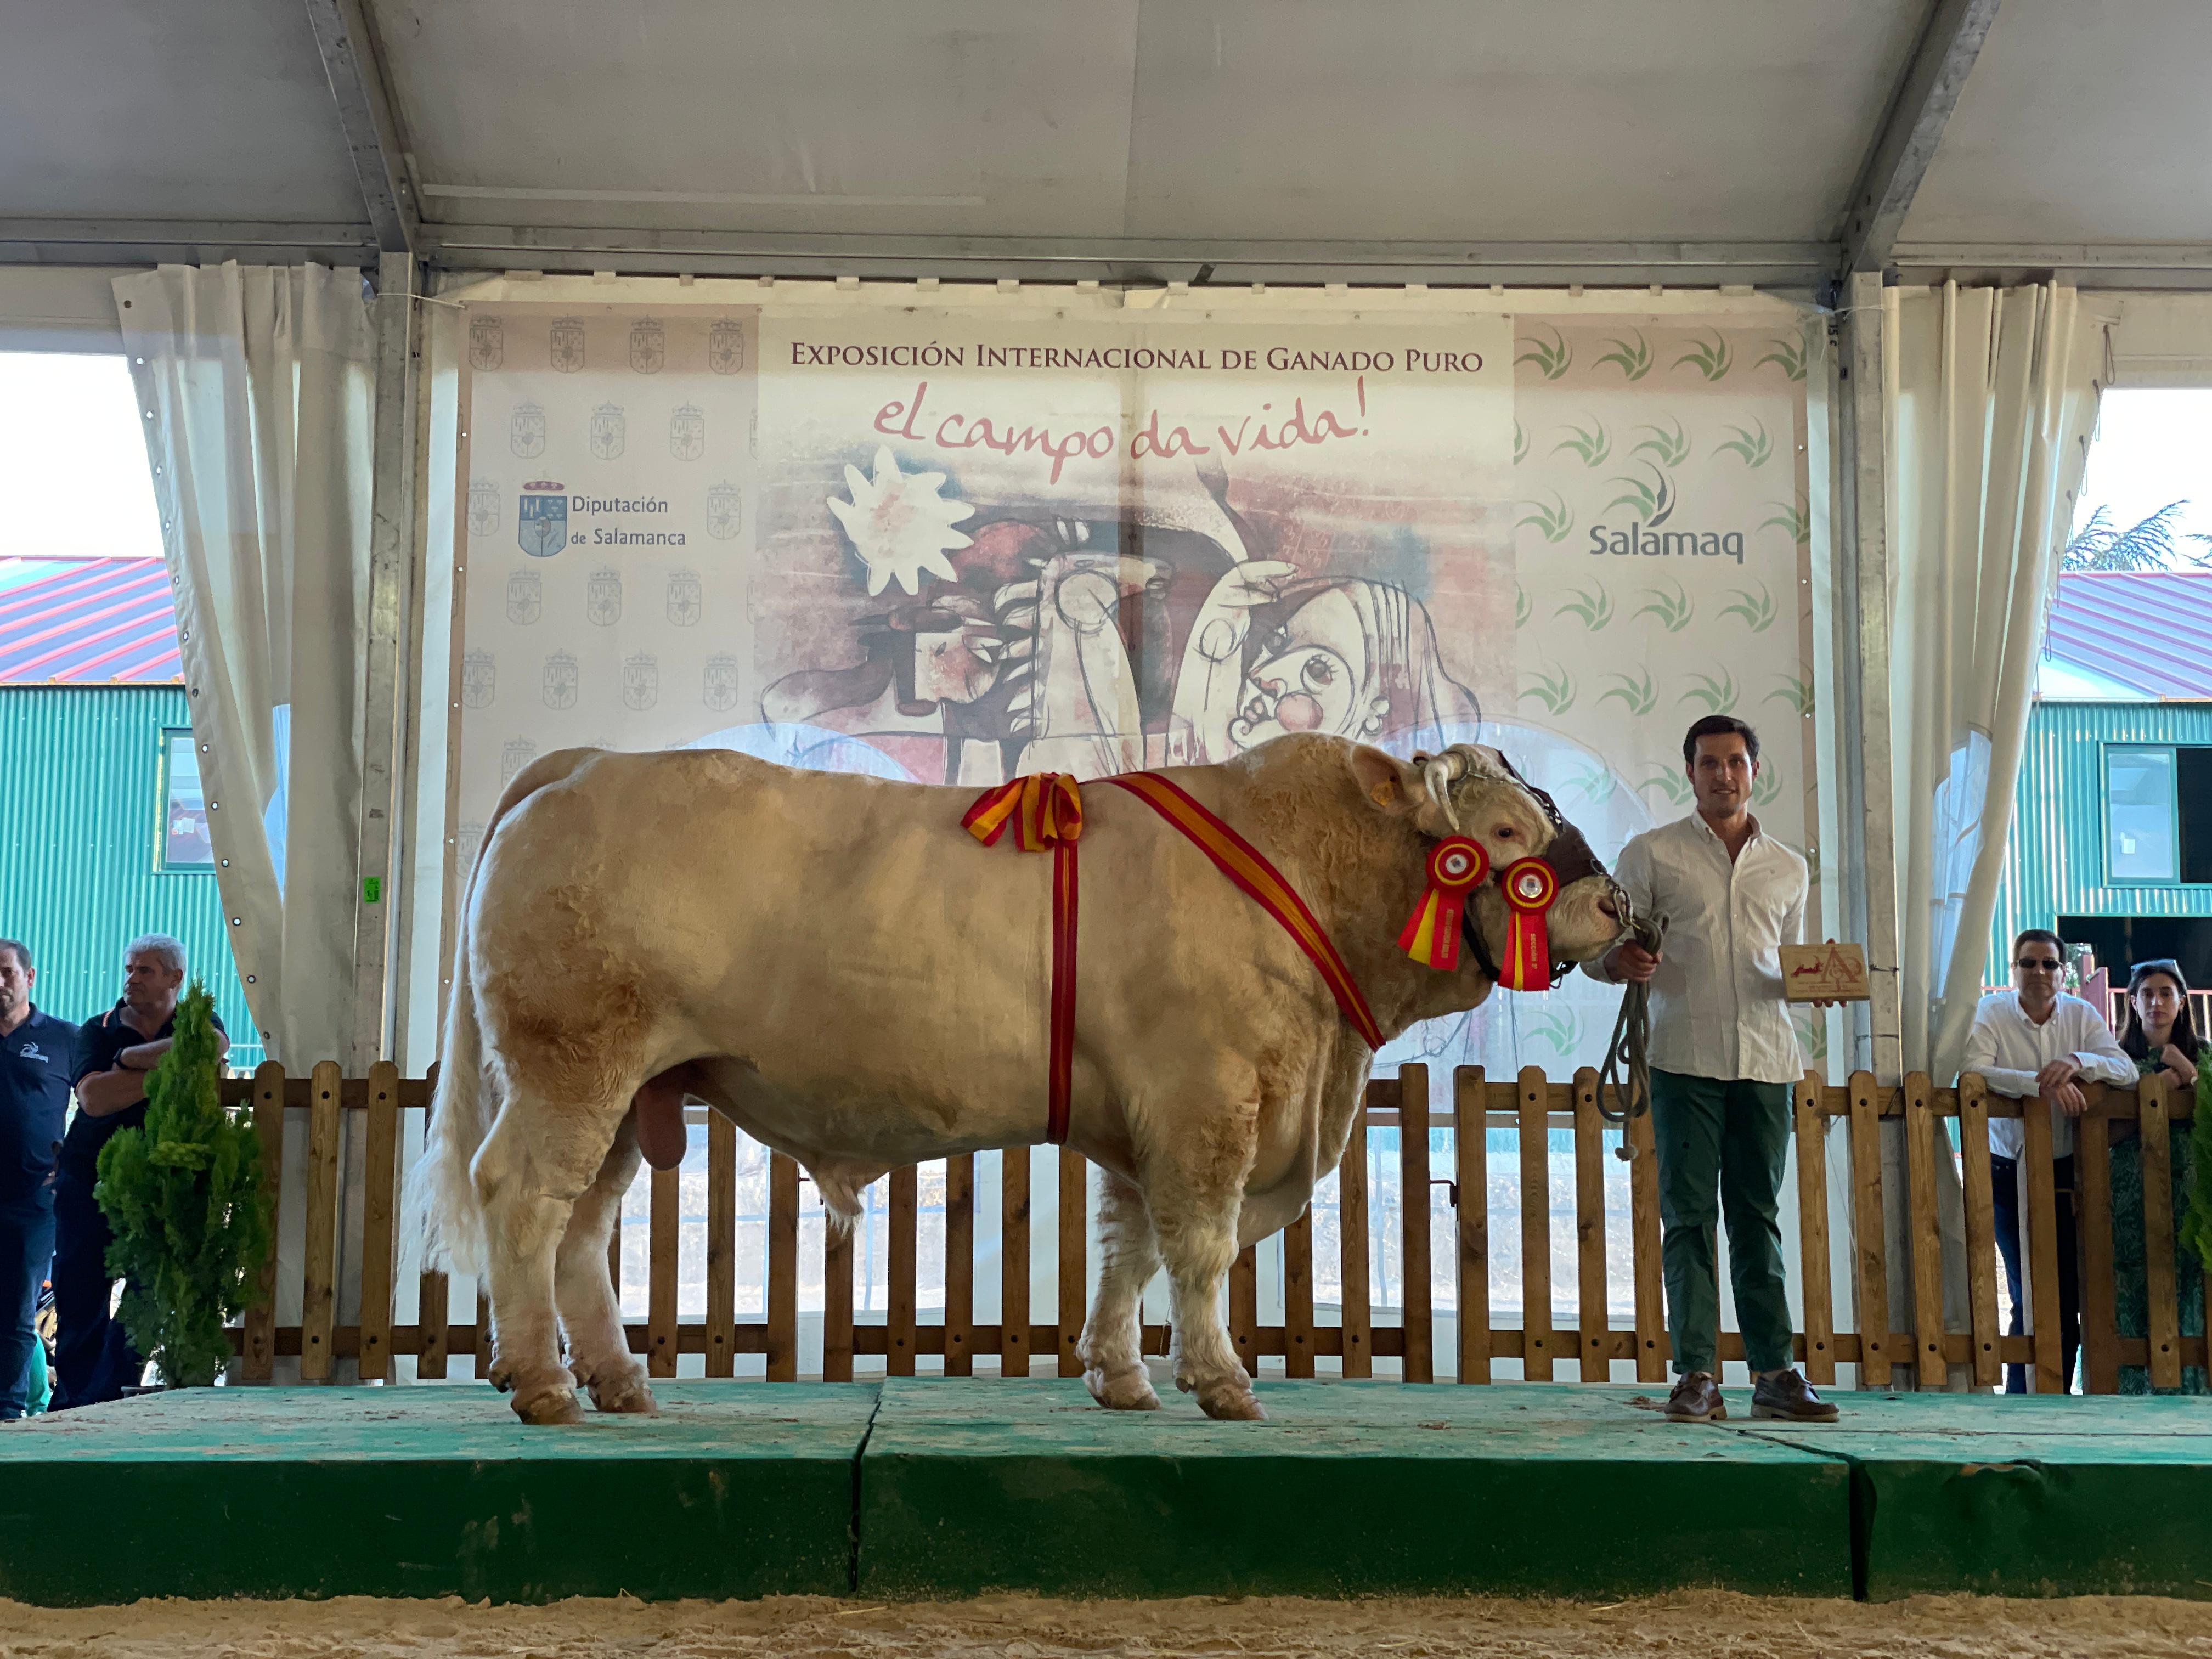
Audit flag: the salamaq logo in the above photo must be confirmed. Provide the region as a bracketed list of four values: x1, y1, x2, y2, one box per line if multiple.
[1589, 524, 1746, 564]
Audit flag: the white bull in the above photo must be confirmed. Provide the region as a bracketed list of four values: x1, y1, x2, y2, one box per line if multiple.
[419, 734, 1623, 1424]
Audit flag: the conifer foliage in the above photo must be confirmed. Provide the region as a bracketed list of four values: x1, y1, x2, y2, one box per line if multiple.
[95, 981, 271, 1387]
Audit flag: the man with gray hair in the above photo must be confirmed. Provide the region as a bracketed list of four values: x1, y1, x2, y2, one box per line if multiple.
[54, 935, 225, 1408]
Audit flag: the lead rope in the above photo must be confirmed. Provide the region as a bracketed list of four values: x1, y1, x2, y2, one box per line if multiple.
[1596, 909, 1667, 1158]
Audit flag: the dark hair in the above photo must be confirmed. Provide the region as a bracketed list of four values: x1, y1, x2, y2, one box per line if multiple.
[0, 938, 28, 974]
[2119, 959, 2201, 1063]
[2011, 928, 2064, 962]
[1682, 716, 1759, 766]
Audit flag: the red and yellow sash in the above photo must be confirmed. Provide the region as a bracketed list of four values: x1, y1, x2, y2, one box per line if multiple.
[965, 770, 1383, 1144]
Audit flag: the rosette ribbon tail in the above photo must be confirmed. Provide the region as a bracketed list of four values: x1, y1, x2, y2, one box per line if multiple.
[1398, 836, 1488, 972]
[1500, 856, 1559, 992]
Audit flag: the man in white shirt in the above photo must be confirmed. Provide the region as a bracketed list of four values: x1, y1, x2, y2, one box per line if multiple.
[1598, 716, 1832, 1423]
[1962, 928, 2134, 1393]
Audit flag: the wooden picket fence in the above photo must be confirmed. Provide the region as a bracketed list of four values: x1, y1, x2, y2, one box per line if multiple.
[217, 1061, 2208, 1394]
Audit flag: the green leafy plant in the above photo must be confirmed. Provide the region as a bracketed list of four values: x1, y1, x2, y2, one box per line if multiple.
[1553, 418, 1611, 467]
[1632, 418, 1692, 469]
[1755, 335, 1809, 381]
[1683, 668, 1739, 714]
[2063, 501, 2212, 571]
[1560, 759, 1618, 810]
[2179, 1067, 2212, 1274]
[1605, 464, 1677, 526]
[1634, 580, 1693, 633]
[1674, 331, 1733, 381]
[1762, 499, 1811, 547]
[1641, 764, 1694, 806]
[1796, 1011, 1829, 1066]
[95, 982, 270, 1389]
[1517, 493, 1575, 543]
[1516, 325, 1572, 381]
[1719, 583, 1776, 631]
[1513, 584, 1532, 628]
[1764, 675, 1814, 717]
[1556, 583, 1615, 630]
[1519, 663, 1576, 715]
[1716, 420, 1774, 467]
[1595, 330, 1654, 380]
[1752, 761, 1784, 807]
[1525, 1009, 1582, 1056]
[1513, 420, 1530, 465]
[1598, 667, 1656, 715]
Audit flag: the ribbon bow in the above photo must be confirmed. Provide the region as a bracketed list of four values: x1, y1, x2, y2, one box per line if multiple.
[962, 772, 1084, 852]
[1397, 836, 1488, 972]
[1498, 856, 1559, 991]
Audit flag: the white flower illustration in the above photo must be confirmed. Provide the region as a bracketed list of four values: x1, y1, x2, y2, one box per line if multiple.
[826, 446, 974, 596]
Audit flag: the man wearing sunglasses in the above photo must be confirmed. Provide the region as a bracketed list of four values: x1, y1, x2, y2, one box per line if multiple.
[1963, 928, 2134, 1392]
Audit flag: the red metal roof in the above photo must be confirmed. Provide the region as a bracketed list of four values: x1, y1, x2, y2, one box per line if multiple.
[0, 557, 182, 684]
[2044, 571, 2212, 699]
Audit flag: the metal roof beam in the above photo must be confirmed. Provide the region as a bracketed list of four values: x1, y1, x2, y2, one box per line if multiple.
[302, 0, 417, 256]
[0, 218, 379, 267]
[1834, 0, 2000, 287]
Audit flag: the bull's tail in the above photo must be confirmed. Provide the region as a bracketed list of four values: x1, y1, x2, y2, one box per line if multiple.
[407, 747, 601, 1277]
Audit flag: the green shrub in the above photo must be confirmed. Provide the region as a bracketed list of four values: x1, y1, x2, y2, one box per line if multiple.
[2182, 1063, 2212, 1278]
[95, 981, 271, 1387]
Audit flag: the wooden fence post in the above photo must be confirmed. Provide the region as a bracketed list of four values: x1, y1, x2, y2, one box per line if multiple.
[242, 1062, 286, 1383]
[2074, 1090, 2119, 1395]
[2021, 1094, 2065, 1395]
[416, 1060, 449, 1381]
[300, 1060, 342, 1381]
[822, 1215, 855, 1383]
[1398, 1063, 1432, 1384]
[1058, 1149, 1087, 1378]
[648, 1164, 679, 1378]
[706, 1113, 736, 1378]
[1453, 1066, 1488, 1384]
[768, 1152, 799, 1382]
[357, 1060, 400, 1383]
[1792, 1074, 1835, 1385]
[1572, 1068, 1607, 1383]
[1847, 1071, 1891, 1387]
[888, 1164, 918, 1378]
[1284, 1204, 1315, 1379]
[1340, 1110, 1373, 1380]
[1903, 1074, 1945, 1389]
[1957, 1073, 2002, 1389]
[1517, 1067, 1553, 1381]
[2141, 1074, 2182, 1392]
[1001, 1150, 1030, 1378]
[1629, 1097, 1664, 1381]
[945, 1154, 975, 1378]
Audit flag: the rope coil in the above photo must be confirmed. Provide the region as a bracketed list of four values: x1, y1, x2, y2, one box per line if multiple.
[1596, 908, 1667, 1158]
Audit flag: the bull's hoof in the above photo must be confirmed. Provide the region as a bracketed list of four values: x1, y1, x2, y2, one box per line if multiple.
[511, 1381, 587, 1426]
[1085, 1364, 1161, 1411]
[581, 1368, 659, 1416]
[1195, 1384, 1267, 1422]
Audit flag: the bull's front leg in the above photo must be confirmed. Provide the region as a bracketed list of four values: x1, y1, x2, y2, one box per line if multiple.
[553, 1113, 656, 1415]
[1079, 1168, 1163, 1410]
[1142, 1097, 1265, 1421]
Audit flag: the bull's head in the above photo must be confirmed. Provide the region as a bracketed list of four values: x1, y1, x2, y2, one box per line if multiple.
[1348, 742, 1626, 987]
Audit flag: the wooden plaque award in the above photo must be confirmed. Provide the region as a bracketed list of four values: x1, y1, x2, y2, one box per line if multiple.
[1780, 940, 1871, 1003]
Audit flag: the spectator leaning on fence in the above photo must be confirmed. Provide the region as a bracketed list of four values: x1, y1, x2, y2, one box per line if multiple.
[0, 938, 75, 1422]
[53, 935, 225, 1408]
[2110, 959, 2205, 1395]
[1593, 715, 1836, 1424]
[1962, 928, 2135, 1395]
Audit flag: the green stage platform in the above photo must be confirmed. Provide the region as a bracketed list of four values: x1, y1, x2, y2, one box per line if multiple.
[0, 1379, 2206, 1605]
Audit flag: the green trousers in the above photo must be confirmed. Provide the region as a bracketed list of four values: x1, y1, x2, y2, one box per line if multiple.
[1650, 1068, 1796, 1376]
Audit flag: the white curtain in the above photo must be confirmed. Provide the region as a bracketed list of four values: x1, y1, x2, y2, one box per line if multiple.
[1886, 281, 2104, 1081]
[116, 263, 377, 1064]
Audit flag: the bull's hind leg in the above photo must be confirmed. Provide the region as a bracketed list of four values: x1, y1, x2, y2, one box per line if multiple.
[554, 1114, 656, 1415]
[1143, 1093, 1265, 1421]
[1079, 1169, 1162, 1410]
[475, 1090, 626, 1425]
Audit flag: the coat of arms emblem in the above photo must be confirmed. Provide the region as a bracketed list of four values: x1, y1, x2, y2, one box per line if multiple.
[667, 569, 702, 627]
[467, 315, 503, 370]
[587, 568, 623, 627]
[748, 407, 758, 459]
[589, 403, 627, 460]
[669, 404, 706, 461]
[630, 318, 665, 375]
[510, 402, 547, 459]
[703, 654, 740, 712]
[466, 479, 499, 539]
[550, 317, 586, 374]
[506, 570, 542, 625]
[541, 650, 579, 710]
[623, 653, 660, 712]
[517, 480, 568, 558]
[460, 648, 496, 710]
[708, 319, 745, 375]
[455, 822, 485, 872]
[499, 738, 537, 787]
[706, 482, 742, 541]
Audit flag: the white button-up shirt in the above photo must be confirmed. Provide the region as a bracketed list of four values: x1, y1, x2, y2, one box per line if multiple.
[1591, 812, 1808, 1085]
[1962, 990, 2135, 1160]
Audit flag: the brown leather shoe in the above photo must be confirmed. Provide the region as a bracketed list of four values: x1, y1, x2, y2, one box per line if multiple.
[1664, 1370, 1725, 1422]
[1751, 1369, 1839, 1422]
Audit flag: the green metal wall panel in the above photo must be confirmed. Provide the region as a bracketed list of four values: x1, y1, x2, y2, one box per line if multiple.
[1988, 701, 2212, 982]
[0, 686, 261, 1066]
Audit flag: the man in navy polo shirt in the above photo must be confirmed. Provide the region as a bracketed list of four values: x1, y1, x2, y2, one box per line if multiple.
[55, 935, 225, 1408]
[0, 936, 74, 1421]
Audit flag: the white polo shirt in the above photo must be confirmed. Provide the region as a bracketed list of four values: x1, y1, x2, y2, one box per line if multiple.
[1962, 989, 2136, 1160]
[1590, 811, 1808, 1085]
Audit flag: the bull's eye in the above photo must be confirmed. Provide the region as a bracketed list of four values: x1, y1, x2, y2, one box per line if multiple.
[1495, 826, 1516, 840]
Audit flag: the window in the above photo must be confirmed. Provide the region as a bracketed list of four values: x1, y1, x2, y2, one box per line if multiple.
[157, 729, 214, 871]
[2105, 744, 2212, 884]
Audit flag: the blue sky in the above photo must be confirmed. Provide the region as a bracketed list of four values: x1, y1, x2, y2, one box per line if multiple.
[2072, 387, 2212, 557]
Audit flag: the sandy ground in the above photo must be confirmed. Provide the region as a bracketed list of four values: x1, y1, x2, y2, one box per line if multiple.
[2, 1592, 2210, 1658]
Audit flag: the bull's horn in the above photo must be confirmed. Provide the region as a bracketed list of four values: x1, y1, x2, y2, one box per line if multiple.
[1412, 750, 1465, 831]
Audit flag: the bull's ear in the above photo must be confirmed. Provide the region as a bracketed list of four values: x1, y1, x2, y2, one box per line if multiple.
[1348, 743, 1421, 816]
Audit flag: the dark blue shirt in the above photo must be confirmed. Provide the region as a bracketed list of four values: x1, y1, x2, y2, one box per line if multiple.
[63, 1001, 225, 1182]
[0, 1007, 76, 1207]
